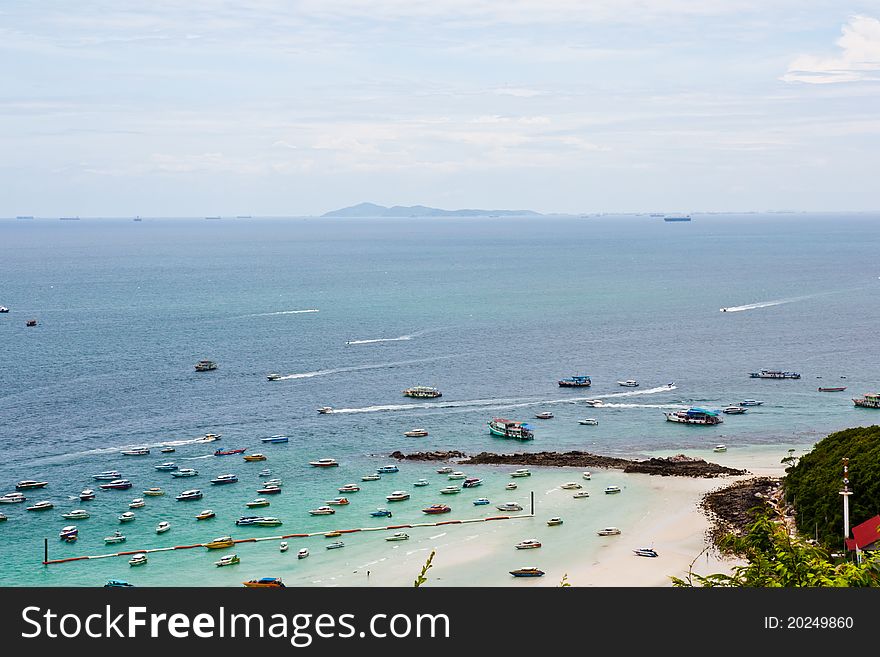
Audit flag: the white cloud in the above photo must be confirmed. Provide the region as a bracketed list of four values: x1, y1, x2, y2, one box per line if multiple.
[782, 15, 880, 84]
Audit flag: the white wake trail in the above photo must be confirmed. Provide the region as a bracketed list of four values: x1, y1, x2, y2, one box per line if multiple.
[345, 328, 437, 345]
[276, 355, 456, 381]
[247, 309, 319, 317]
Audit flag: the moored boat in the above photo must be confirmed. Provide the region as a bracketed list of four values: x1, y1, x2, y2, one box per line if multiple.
[633, 547, 659, 557]
[739, 400, 764, 406]
[118, 511, 136, 522]
[176, 489, 203, 501]
[386, 491, 410, 501]
[515, 539, 541, 549]
[573, 491, 590, 498]
[214, 448, 246, 456]
[402, 386, 442, 398]
[404, 428, 429, 437]
[104, 579, 134, 587]
[473, 497, 490, 505]
[439, 485, 460, 495]
[215, 554, 240, 567]
[509, 468, 531, 478]
[713, 444, 727, 453]
[664, 408, 723, 425]
[309, 458, 339, 467]
[104, 530, 126, 544]
[578, 418, 599, 425]
[128, 554, 148, 566]
[156, 521, 171, 533]
[326, 497, 350, 505]
[818, 386, 847, 392]
[385, 532, 409, 541]
[462, 477, 483, 488]
[172, 468, 199, 478]
[59, 525, 78, 540]
[422, 504, 451, 514]
[558, 375, 591, 387]
[604, 485, 622, 494]
[16, 480, 48, 491]
[377, 465, 399, 474]
[279, 542, 289, 553]
[254, 517, 282, 527]
[325, 541, 345, 550]
[154, 462, 178, 471]
[749, 369, 800, 379]
[205, 536, 235, 549]
[510, 567, 544, 577]
[309, 506, 335, 515]
[370, 508, 393, 517]
[560, 482, 582, 490]
[597, 527, 621, 536]
[99, 479, 133, 490]
[447, 471, 466, 480]
[195, 509, 215, 520]
[257, 484, 282, 495]
[853, 393, 880, 409]
[582, 472, 592, 480]
[243, 453, 267, 462]
[413, 479, 430, 487]
[297, 548, 309, 559]
[142, 487, 164, 496]
[129, 498, 145, 509]
[62, 509, 90, 519]
[246, 498, 270, 508]
[435, 466, 453, 474]
[210, 474, 238, 485]
[361, 474, 381, 481]
[261, 435, 289, 443]
[79, 489, 96, 501]
[496, 502, 523, 512]
[243, 577, 285, 588]
[488, 418, 535, 440]
[547, 517, 563, 526]
[505, 482, 517, 490]
[0, 492, 26, 504]
[722, 406, 747, 414]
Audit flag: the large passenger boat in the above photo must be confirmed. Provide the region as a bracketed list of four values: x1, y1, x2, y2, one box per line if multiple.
[488, 418, 534, 440]
[749, 369, 800, 379]
[853, 393, 880, 409]
[664, 408, 723, 425]
[558, 375, 591, 387]
[402, 386, 442, 398]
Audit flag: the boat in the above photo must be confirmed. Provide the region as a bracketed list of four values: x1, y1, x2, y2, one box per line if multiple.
[104, 579, 134, 588]
[309, 458, 339, 467]
[99, 479, 133, 490]
[722, 406, 747, 414]
[324, 530, 342, 538]
[210, 474, 238, 484]
[243, 577, 285, 588]
[79, 489, 95, 501]
[739, 400, 764, 406]
[560, 482, 582, 490]
[118, 511, 136, 522]
[573, 491, 590, 499]
[15, 480, 48, 490]
[664, 408, 723, 425]
[326, 541, 345, 550]
[235, 516, 259, 526]
[156, 521, 171, 533]
[749, 369, 800, 379]
[121, 448, 150, 456]
[26, 319, 37, 327]
[617, 380, 639, 387]
[361, 474, 381, 481]
[597, 527, 622, 536]
[584, 399, 604, 407]
[258, 469, 272, 477]
[195, 360, 218, 372]
[853, 393, 880, 409]
[309, 506, 335, 515]
[215, 554, 240, 567]
[663, 215, 691, 222]
[547, 517, 563, 526]
[578, 418, 599, 425]
[447, 471, 466, 480]
[515, 539, 542, 549]
[582, 472, 592, 480]
[317, 407, 333, 414]
[254, 517, 282, 527]
[510, 567, 544, 577]
[176, 489, 203, 501]
[128, 498, 145, 508]
[246, 498, 270, 508]
[422, 504, 451, 514]
[142, 487, 164, 496]
[818, 387, 847, 392]
[604, 485, 622, 494]
[61, 509, 90, 519]
[402, 386, 442, 398]
[128, 554, 148, 566]
[214, 448, 246, 456]
[172, 468, 199, 477]
[510, 468, 531, 478]
[713, 444, 727, 453]
[243, 453, 267, 462]
[257, 484, 282, 495]
[59, 525, 78, 540]
[0, 306, 8, 313]
[279, 542, 289, 553]
[473, 498, 490, 505]
[154, 462, 178, 471]
[413, 479, 429, 487]
[195, 433, 222, 443]
[377, 465, 400, 474]
[404, 429, 429, 437]
[462, 477, 483, 488]
[496, 502, 523, 512]
[439, 486, 460, 495]
[205, 536, 235, 549]
[261, 435, 289, 443]
[558, 375, 592, 387]
[195, 509, 215, 520]
[505, 482, 518, 490]
[488, 418, 535, 440]
[370, 508, 393, 517]
[633, 547, 659, 557]
[264, 477, 283, 486]
[534, 412, 554, 419]
[0, 492, 26, 504]
[104, 531, 126, 544]
[436, 466, 453, 474]
[386, 491, 410, 501]
[297, 548, 309, 559]
[386, 532, 410, 542]
[326, 497, 350, 505]
[160, 446, 176, 453]
[266, 373, 282, 381]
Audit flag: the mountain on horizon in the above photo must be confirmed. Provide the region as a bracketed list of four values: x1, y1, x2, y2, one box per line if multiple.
[321, 202, 542, 218]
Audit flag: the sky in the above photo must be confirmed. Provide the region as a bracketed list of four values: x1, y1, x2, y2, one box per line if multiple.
[2, 1, 880, 216]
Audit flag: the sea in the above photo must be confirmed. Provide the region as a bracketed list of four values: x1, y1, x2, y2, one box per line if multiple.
[1, 212, 878, 586]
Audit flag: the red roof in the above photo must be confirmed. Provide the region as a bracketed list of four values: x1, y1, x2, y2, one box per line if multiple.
[848, 515, 880, 550]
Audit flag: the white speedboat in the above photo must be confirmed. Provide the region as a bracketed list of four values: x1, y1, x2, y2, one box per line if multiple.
[142, 487, 164, 496]
[118, 511, 136, 522]
[573, 491, 590, 499]
[326, 497, 349, 506]
[436, 466, 453, 474]
[176, 489, 203, 501]
[578, 418, 599, 425]
[104, 530, 126, 544]
[61, 509, 90, 519]
[462, 477, 483, 488]
[128, 553, 148, 566]
[59, 525, 78, 540]
[722, 406, 747, 414]
[509, 468, 531, 478]
[246, 498, 270, 508]
[385, 532, 410, 541]
[129, 498, 145, 509]
[121, 448, 150, 456]
[79, 489, 96, 501]
[309, 506, 335, 515]
[496, 502, 523, 512]
[309, 458, 339, 467]
[338, 483, 360, 493]
[473, 498, 490, 505]
[617, 380, 639, 387]
[154, 462, 178, 471]
[195, 509, 215, 520]
[325, 541, 345, 550]
[713, 444, 728, 452]
[0, 492, 26, 504]
[16, 480, 48, 490]
[267, 373, 282, 381]
[26, 501, 54, 511]
[258, 469, 272, 477]
[386, 491, 410, 501]
[547, 517, 563, 526]
[447, 471, 466, 480]
[597, 527, 621, 536]
[582, 471, 592, 480]
[439, 485, 460, 495]
[515, 539, 542, 550]
[279, 542, 289, 553]
[297, 548, 309, 559]
[156, 521, 171, 534]
[413, 479, 430, 487]
[560, 482, 582, 490]
[361, 474, 381, 481]
[99, 479, 133, 490]
[194, 359, 218, 372]
[171, 468, 199, 478]
[534, 411, 554, 419]
[92, 471, 122, 481]
[604, 485, 622, 494]
[377, 465, 399, 474]
[403, 429, 429, 437]
[506, 482, 518, 490]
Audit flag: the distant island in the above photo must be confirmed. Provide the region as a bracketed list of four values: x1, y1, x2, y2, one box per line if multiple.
[321, 202, 542, 218]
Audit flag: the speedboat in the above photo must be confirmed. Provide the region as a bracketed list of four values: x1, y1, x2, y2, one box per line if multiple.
[0, 306, 8, 313]
[79, 489, 96, 501]
[462, 477, 483, 488]
[325, 541, 345, 550]
[496, 502, 523, 512]
[604, 485, 622, 494]
[436, 466, 453, 474]
[129, 498, 145, 508]
[439, 485, 460, 495]
[205, 536, 235, 549]
[243, 453, 267, 462]
[0, 492, 26, 504]
[258, 469, 272, 477]
[297, 548, 309, 559]
[473, 498, 490, 505]
[326, 497, 350, 505]
[104, 579, 134, 588]
[361, 474, 381, 481]
[16, 480, 48, 490]
[121, 448, 150, 456]
[160, 446, 176, 454]
[617, 380, 639, 387]
[385, 532, 409, 541]
[172, 468, 199, 477]
[257, 484, 282, 494]
[578, 418, 599, 425]
[118, 511, 136, 522]
[515, 539, 542, 550]
[510, 567, 544, 577]
[196, 433, 222, 443]
[261, 435, 289, 443]
[582, 471, 592, 480]
[309, 458, 339, 467]
[156, 521, 171, 533]
[254, 517, 282, 527]
[176, 489, 203, 501]
[215, 554, 240, 567]
[210, 474, 238, 485]
[547, 517, 563, 526]
[235, 516, 260, 526]
[195, 509, 215, 520]
[92, 470, 122, 481]
[104, 531, 126, 544]
[370, 508, 393, 517]
[61, 509, 90, 519]
[309, 506, 335, 515]
[154, 462, 178, 471]
[266, 373, 282, 381]
[243, 577, 285, 588]
[722, 406, 747, 414]
[560, 482, 582, 490]
[584, 399, 604, 407]
[506, 482, 518, 490]
[818, 386, 847, 392]
[324, 531, 342, 538]
[377, 465, 399, 474]
[27, 501, 54, 511]
[713, 444, 728, 453]
[534, 412, 554, 419]
[413, 479, 429, 487]
[404, 429, 429, 437]
[447, 471, 466, 480]
[422, 504, 451, 514]
[317, 407, 333, 414]
[194, 360, 218, 372]
[128, 554, 148, 566]
[279, 542, 289, 553]
[597, 527, 622, 536]
[386, 491, 410, 502]
[338, 483, 360, 492]
[59, 525, 78, 540]
[739, 400, 764, 406]
[573, 491, 590, 499]
[214, 448, 246, 456]
[633, 547, 659, 558]
[99, 479, 133, 490]
[142, 487, 164, 496]
[510, 468, 531, 478]
[246, 498, 270, 508]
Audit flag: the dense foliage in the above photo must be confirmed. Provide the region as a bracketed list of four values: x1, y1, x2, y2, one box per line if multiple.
[784, 425, 880, 549]
[672, 512, 880, 587]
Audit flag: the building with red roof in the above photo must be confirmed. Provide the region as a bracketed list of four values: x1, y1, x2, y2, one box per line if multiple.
[845, 514, 880, 552]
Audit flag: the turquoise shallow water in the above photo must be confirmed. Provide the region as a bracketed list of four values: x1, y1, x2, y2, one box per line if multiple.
[1, 213, 878, 585]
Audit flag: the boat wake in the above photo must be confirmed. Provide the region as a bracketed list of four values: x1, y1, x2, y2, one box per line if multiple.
[241, 309, 319, 318]
[345, 329, 436, 345]
[276, 355, 456, 381]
